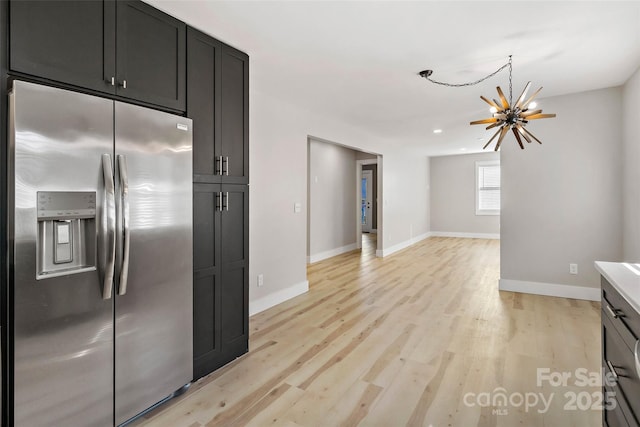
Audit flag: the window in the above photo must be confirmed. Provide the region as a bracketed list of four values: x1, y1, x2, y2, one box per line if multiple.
[476, 160, 500, 215]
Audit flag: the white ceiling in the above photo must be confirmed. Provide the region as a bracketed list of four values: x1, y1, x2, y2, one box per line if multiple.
[149, 0, 640, 156]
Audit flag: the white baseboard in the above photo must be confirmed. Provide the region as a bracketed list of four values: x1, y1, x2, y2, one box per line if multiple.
[308, 243, 357, 264]
[431, 231, 500, 240]
[499, 279, 600, 301]
[377, 232, 431, 257]
[249, 280, 309, 316]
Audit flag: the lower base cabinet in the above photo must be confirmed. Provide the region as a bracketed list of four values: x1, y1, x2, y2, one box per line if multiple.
[601, 276, 640, 427]
[193, 184, 248, 380]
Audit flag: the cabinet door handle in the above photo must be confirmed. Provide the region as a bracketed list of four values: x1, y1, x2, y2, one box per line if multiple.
[606, 304, 620, 319]
[221, 192, 229, 211]
[108, 77, 115, 86]
[635, 340, 640, 379]
[217, 192, 222, 212]
[217, 156, 223, 175]
[606, 360, 619, 381]
[119, 79, 127, 89]
[222, 156, 229, 176]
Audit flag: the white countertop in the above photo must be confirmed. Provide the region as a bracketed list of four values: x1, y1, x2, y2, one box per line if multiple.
[595, 261, 640, 313]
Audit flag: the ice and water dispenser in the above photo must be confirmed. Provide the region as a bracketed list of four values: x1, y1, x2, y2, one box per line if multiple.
[36, 191, 97, 279]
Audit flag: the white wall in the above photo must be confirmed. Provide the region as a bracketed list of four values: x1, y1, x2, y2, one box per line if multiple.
[249, 88, 431, 314]
[623, 66, 640, 261]
[430, 152, 500, 237]
[500, 87, 623, 300]
[308, 139, 357, 262]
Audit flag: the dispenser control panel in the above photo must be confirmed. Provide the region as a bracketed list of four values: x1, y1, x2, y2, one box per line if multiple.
[36, 191, 97, 279]
[37, 191, 96, 220]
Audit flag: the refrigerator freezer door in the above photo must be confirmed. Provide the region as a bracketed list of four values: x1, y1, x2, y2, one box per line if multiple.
[114, 102, 193, 425]
[11, 81, 115, 426]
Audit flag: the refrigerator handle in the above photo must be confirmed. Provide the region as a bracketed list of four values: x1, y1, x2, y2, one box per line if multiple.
[102, 154, 116, 299]
[117, 155, 131, 296]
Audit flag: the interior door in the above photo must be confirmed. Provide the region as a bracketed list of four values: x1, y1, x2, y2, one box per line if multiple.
[113, 101, 193, 425]
[362, 169, 373, 233]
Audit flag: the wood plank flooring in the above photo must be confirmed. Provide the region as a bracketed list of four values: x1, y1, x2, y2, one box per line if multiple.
[131, 235, 602, 427]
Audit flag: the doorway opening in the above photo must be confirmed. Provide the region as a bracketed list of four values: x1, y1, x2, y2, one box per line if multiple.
[307, 136, 382, 264]
[356, 156, 381, 257]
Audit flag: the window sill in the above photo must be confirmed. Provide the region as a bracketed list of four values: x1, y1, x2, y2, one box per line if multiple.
[476, 211, 500, 216]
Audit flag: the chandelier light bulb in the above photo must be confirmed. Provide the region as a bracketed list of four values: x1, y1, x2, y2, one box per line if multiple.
[489, 107, 498, 113]
[528, 102, 537, 109]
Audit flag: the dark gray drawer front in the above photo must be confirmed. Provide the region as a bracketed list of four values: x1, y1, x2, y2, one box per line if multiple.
[603, 312, 640, 425]
[603, 277, 640, 352]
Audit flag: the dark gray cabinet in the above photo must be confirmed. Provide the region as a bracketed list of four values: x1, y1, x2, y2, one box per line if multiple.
[10, 0, 115, 94]
[188, 27, 248, 184]
[193, 184, 248, 380]
[9, 0, 185, 111]
[188, 27, 249, 380]
[115, 1, 185, 110]
[602, 277, 640, 427]
[220, 45, 249, 183]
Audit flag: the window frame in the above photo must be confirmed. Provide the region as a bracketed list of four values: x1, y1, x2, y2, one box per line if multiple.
[475, 160, 500, 216]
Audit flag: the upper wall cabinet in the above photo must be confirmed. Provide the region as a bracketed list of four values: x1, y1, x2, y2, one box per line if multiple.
[116, 1, 185, 111]
[188, 27, 248, 184]
[9, 1, 115, 94]
[9, 0, 185, 111]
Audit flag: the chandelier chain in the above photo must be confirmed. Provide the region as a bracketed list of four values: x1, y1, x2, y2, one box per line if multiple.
[508, 55, 513, 107]
[422, 59, 511, 88]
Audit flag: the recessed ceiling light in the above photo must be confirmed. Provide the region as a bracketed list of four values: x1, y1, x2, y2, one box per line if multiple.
[460, 148, 467, 151]
[433, 129, 443, 134]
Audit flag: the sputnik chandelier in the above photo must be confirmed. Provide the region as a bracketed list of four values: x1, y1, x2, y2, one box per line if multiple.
[419, 56, 555, 151]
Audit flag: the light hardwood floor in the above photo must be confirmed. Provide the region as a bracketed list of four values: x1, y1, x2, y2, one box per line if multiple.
[131, 235, 602, 427]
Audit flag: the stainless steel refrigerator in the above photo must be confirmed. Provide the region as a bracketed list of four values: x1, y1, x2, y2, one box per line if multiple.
[8, 80, 193, 426]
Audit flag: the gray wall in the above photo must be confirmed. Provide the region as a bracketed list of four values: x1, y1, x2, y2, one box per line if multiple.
[309, 139, 358, 258]
[501, 87, 623, 290]
[623, 66, 640, 261]
[430, 152, 500, 236]
[248, 85, 431, 312]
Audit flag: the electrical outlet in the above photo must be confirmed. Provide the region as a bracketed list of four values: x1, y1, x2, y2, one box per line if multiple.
[569, 264, 578, 275]
[257, 274, 264, 287]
